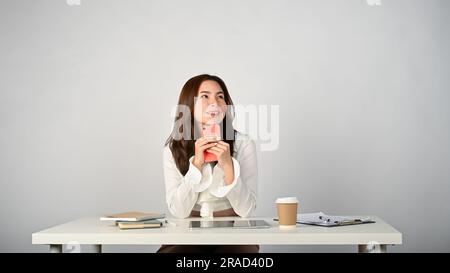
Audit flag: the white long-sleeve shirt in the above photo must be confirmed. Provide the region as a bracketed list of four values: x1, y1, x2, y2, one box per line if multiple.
[163, 132, 258, 219]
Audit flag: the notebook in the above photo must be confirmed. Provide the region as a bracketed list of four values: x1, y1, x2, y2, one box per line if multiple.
[274, 212, 375, 227]
[100, 211, 165, 222]
[117, 219, 163, 230]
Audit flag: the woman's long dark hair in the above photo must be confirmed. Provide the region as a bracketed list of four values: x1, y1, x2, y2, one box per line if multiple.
[165, 74, 236, 175]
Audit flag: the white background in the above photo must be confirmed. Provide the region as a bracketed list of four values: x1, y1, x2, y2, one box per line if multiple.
[0, 0, 449, 252]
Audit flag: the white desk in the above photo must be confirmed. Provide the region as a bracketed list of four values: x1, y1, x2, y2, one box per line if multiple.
[32, 216, 402, 253]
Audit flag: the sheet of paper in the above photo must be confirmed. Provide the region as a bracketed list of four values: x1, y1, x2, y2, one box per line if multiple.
[297, 212, 371, 224]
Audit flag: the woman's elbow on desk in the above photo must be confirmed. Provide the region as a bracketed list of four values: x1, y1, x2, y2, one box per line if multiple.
[167, 203, 192, 219]
[234, 202, 257, 218]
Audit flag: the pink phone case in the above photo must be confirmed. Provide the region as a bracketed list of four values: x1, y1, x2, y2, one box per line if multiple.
[202, 123, 221, 162]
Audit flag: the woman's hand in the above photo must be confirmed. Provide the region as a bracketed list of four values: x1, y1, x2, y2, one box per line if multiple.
[206, 141, 235, 185]
[206, 141, 232, 168]
[193, 137, 218, 171]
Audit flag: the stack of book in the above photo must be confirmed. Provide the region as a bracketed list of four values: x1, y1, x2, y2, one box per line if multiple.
[100, 211, 166, 230]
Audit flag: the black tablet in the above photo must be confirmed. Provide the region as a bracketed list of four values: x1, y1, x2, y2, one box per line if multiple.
[189, 220, 271, 229]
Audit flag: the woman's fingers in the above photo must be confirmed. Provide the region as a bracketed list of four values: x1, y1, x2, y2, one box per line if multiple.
[207, 146, 228, 156]
[215, 143, 229, 150]
[217, 141, 230, 148]
[196, 139, 228, 158]
[199, 142, 218, 151]
[196, 137, 217, 148]
[206, 148, 220, 155]
[207, 146, 223, 152]
[218, 141, 229, 146]
[195, 137, 208, 146]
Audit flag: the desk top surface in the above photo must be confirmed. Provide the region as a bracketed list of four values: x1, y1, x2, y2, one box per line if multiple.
[32, 216, 402, 245]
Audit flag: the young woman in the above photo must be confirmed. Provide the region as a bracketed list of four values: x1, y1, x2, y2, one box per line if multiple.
[158, 74, 259, 253]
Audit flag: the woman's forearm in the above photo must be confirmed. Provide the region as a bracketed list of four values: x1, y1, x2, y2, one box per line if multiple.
[222, 161, 234, 185]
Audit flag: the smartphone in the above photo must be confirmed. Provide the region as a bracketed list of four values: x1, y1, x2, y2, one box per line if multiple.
[201, 123, 221, 162]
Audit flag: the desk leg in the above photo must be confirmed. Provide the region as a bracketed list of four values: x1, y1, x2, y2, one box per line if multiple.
[49, 244, 62, 253]
[93, 244, 102, 253]
[358, 244, 387, 253]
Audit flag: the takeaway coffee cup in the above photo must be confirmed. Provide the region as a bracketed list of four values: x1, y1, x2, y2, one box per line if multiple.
[276, 197, 299, 228]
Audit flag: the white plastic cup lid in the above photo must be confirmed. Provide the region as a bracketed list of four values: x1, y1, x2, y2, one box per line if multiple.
[275, 197, 299, 204]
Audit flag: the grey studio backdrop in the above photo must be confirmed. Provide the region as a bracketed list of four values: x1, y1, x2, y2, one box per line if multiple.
[0, 0, 449, 253]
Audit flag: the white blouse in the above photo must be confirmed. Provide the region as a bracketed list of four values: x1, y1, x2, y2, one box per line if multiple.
[163, 132, 258, 219]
